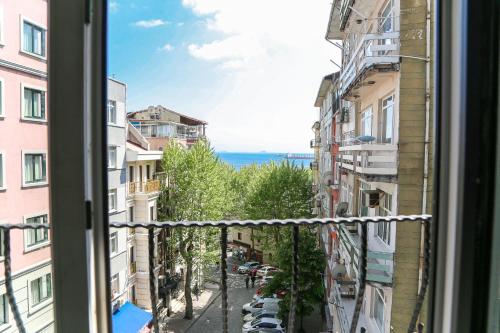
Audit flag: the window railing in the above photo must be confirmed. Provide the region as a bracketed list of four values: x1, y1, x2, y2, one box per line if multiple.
[0, 215, 430, 333]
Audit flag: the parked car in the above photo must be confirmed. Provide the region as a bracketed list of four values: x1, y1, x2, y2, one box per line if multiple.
[249, 264, 265, 276]
[242, 318, 285, 333]
[259, 276, 274, 287]
[238, 261, 260, 274]
[252, 293, 278, 301]
[247, 329, 285, 333]
[242, 298, 280, 315]
[256, 266, 278, 277]
[243, 309, 279, 322]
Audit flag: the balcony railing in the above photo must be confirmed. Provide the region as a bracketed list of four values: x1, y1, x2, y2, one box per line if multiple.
[339, 144, 398, 176]
[340, 31, 400, 96]
[128, 180, 161, 195]
[0, 215, 430, 333]
[310, 138, 321, 148]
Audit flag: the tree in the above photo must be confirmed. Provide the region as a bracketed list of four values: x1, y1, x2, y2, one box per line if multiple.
[159, 141, 235, 319]
[264, 227, 325, 332]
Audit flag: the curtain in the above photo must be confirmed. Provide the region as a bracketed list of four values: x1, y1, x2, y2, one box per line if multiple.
[23, 22, 32, 52]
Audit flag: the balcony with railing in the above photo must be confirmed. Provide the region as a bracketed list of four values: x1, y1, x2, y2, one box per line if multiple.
[310, 138, 321, 149]
[338, 143, 398, 177]
[128, 179, 161, 196]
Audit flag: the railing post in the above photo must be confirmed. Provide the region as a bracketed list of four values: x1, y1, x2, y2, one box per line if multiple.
[149, 228, 160, 333]
[288, 226, 299, 332]
[2, 229, 26, 333]
[350, 222, 367, 333]
[220, 227, 228, 333]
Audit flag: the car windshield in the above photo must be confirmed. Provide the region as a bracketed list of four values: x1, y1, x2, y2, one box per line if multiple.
[250, 319, 262, 326]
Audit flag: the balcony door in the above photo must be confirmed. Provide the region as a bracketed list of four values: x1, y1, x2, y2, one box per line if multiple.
[380, 94, 395, 144]
[360, 106, 373, 138]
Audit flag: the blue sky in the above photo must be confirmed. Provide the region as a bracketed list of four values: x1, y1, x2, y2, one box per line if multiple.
[108, 0, 340, 153]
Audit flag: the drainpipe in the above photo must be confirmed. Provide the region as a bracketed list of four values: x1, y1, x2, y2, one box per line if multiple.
[418, 0, 432, 317]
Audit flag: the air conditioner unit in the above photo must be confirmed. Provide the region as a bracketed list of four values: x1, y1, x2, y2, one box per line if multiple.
[362, 189, 381, 208]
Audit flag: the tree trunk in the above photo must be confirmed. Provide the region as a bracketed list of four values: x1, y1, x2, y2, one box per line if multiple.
[184, 258, 194, 319]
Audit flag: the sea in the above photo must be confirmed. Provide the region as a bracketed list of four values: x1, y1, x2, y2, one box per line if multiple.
[216, 152, 313, 170]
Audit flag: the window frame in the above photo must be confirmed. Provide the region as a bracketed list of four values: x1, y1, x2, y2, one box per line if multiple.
[108, 189, 117, 213]
[22, 150, 48, 187]
[0, 77, 5, 118]
[20, 16, 47, 60]
[380, 94, 395, 144]
[23, 212, 50, 252]
[107, 99, 117, 125]
[28, 272, 52, 313]
[360, 106, 373, 137]
[20, 83, 47, 122]
[109, 232, 118, 255]
[110, 273, 120, 298]
[376, 193, 392, 245]
[107, 146, 117, 169]
[0, 294, 8, 327]
[0, 151, 6, 190]
[371, 287, 386, 332]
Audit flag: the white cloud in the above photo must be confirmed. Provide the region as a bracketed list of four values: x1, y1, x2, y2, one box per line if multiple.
[133, 19, 169, 28]
[182, 0, 340, 152]
[160, 43, 175, 52]
[109, 1, 119, 13]
[177, 22, 185, 27]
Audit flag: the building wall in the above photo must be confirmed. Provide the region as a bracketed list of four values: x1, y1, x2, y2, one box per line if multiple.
[0, 0, 54, 330]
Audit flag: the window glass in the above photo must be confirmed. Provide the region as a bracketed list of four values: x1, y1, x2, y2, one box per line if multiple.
[24, 153, 47, 184]
[23, 87, 46, 120]
[107, 100, 116, 124]
[108, 189, 117, 212]
[381, 95, 394, 143]
[31, 273, 52, 306]
[108, 146, 116, 169]
[0, 294, 7, 325]
[26, 214, 49, 248]
[22, 21, 46, 57]
[110, 232, 118, 254]
[110, 274, 119, 297]
[361, 107, 373, 137]
[372, 288, 385, 331]
[377, 193, 392, 244]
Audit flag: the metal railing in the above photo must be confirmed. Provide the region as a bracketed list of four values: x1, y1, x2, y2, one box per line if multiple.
[0, 214, 431, 333]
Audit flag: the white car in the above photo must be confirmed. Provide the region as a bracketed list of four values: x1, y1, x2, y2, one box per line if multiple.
[252, 293, 277, 301]
[242, 298, 280, 315]
[243, 309, 279, 322]
[256, 266, 278, 277]
[242, 318, 285, 333]
[259, 276, 274, 287]
[238, 262, 260, 274]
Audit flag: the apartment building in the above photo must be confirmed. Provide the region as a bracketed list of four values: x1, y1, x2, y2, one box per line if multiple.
[0, 1, 55, 332]
[106, 78, 130, 312]
[125, 124, 163, 310]
[319, 0, 433, 332]
[128, 105, 207, 151]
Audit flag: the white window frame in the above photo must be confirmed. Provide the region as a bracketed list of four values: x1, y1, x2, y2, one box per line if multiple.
[0, 6, 5, 46]
[22, 150, 48, 187]
[361, 106, 373, 137]
[108, 189, 117, 212]
[28, 272, 52, 313]
[110, 273, 120, 298]
[0, 78, 5, 118]
[380, 94, 395, 144]
[23, 213, 50, 252]
[108, 146, 117, 169]
[107, 100, 117, 125]
[20, 83, 47, 122]
[0, 294, 8, 328]
[110, 232, 118, 255]
[20, 16, 47, 60]
[371, 287, 386, 332]
[0, 151, 6, 190]
[377, 193, 393, 245]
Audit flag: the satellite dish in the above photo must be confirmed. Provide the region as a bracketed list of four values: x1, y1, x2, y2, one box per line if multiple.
[356, 135, 376, 143]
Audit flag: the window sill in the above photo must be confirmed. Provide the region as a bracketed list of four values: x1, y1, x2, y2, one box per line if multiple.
[107, 123, 125, 129]
[22, 182, 48, 189]
[24, 242, 50, 254]
[19, 50, 47, 62]
[20, 118, 48, 124]
[0, 323, 11, 333]
[0, 187, 6, 192]
[28, 298, 52, 316]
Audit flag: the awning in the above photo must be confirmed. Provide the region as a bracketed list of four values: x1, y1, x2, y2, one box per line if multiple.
[112, 302, 152, 333]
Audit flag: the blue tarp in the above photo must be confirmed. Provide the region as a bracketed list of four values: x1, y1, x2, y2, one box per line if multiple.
[112, 302, 152, 333]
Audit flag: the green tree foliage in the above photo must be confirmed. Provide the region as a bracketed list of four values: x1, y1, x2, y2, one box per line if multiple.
[159, 141, 236, 319]
[264, 227, 325, 332]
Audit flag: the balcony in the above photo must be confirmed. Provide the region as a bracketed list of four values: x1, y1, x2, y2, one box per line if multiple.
[310, 138, 321, 148]
[338, 144, 397, 178]
[128, 180, 161, 196]
[340, 32, 400, 100]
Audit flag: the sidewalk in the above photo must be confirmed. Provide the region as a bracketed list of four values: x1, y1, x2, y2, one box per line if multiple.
[161, 283, 221, 333]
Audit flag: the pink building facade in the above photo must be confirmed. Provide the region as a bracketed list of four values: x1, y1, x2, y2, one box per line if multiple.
[0, 0, 54, 331]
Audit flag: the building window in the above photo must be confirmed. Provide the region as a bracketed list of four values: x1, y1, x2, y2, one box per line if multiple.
[371, 288, 385, 331]
[25, 214, 49, 249]
[107, 100, 117, 124]
[146, 165, 151, 179]
[150, 205, 155, 221]
[0, 294, 7, 325]
[23, 152, 47, 186]
[0, 78, 5, 117]
[128, 206, 134, 222]
[22, 20, 46, 58]
[377, 193, 393, 244]
[237, 232, 242, 240]
[361, 107, 373, 137]
[381, 95, 394, 143]
[23, 86, 46, 121]
[108, 189, 117, 212]
[129, 166, 134, 182]
[358, 182, 371, 216]
[30, 273, 52, 307]
[0, 152, 4, 190]
[379, 0, 395, 33]
[110, 274, 119, 297]
[110, 232, 118, 254]
[108, 146, 117, 169]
